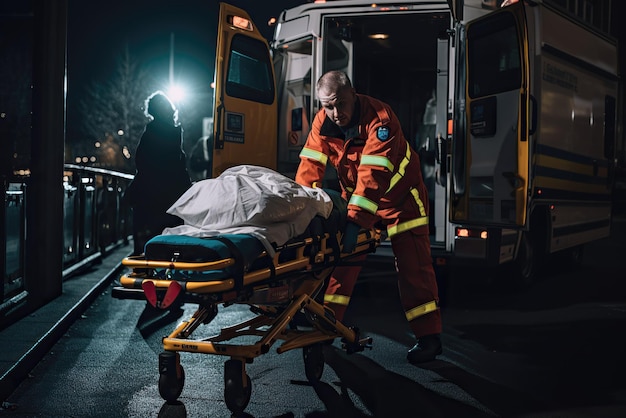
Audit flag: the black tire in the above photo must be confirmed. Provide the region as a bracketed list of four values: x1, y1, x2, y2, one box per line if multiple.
[224, 359, 252, 414]
[303, 343, 324, 383]
[510, 231, 540, 289]
[158, 357, 185, 403]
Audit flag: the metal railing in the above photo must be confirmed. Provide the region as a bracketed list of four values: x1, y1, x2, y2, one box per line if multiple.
[1, 165, 134, 322]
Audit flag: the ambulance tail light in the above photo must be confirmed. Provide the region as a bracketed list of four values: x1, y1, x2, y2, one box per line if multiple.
[455, 227, 488, 239]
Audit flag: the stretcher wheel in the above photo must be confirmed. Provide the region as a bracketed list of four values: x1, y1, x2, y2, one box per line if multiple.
[303, 343, 324, 383]
[158, 351, 185, 402]
[224, 359, 252, 414]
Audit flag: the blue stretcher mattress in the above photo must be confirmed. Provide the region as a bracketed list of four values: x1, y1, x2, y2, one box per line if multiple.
[144, 233, 267, 283]
[141, 188, 348, 285]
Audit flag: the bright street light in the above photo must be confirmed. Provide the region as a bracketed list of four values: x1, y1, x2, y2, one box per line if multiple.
[168, 83, 186, 104]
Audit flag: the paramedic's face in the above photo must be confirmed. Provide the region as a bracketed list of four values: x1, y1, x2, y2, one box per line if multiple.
[318, 85, 356, 127]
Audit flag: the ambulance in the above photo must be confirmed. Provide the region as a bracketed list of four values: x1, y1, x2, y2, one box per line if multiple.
[207, 0, 620, 286]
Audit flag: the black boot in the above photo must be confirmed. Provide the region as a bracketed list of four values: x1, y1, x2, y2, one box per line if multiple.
[407, 334, 442, 364]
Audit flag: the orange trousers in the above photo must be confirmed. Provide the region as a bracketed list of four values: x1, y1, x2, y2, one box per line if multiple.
[324, 229, 441, 338]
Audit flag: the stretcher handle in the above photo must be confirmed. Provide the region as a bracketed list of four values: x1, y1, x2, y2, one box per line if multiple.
[122, 256, 236, 271]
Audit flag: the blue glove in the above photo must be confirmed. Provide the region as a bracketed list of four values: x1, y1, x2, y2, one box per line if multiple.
[341, 221, 360, 254]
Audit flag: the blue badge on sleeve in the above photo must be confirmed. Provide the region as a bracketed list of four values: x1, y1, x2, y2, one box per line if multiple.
[377, 126, 390, 141]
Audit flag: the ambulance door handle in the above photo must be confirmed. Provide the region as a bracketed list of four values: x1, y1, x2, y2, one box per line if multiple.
[436, 133, 443, 164]
[529, 94, 537, 136]
[215, 104, 224, 150]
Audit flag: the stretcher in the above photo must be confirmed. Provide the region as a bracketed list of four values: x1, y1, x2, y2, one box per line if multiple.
[112, 195, 380, 416]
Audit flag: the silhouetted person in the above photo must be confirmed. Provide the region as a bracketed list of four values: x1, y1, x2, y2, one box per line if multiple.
[126, 91, 191, 255]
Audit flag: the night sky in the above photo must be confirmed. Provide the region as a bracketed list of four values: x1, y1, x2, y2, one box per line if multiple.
[66, 0, 309, 145]
[64, 0, 625, 154]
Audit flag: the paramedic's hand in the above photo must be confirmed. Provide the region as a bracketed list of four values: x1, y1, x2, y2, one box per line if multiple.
[341, 222, 360, 254]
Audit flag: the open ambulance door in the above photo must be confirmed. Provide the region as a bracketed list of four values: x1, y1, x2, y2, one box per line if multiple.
[211, 3, 278, 177]
[451, 2, 531, 229]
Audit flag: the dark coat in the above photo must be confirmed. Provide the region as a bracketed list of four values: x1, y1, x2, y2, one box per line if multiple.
[126, 119, 191, 233]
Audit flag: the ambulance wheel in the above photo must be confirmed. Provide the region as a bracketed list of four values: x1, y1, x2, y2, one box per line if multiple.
[510, 231, 541, 289]
[303, 343, 324, 383]
[158, 352, 185, 402]
[224, 359, 251, 414]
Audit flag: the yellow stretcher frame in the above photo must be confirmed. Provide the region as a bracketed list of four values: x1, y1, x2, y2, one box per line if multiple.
[113, 228, 380, 415]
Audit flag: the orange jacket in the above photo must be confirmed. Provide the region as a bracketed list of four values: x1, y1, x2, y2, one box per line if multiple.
[296, 94, 429, 236]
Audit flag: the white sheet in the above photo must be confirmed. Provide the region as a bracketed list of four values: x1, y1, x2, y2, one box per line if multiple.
[163, 165, 333, 256]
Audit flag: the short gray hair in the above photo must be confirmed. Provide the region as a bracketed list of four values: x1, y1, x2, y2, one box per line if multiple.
[317, 70, 353, 93]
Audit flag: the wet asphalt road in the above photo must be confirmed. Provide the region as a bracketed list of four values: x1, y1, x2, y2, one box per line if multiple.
[4, 218, 626, 418]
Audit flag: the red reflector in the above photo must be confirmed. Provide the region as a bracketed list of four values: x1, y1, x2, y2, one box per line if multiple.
[142, 281, 158, 308]
[447, 119, 453, 135]
[161, 281, 182, 309]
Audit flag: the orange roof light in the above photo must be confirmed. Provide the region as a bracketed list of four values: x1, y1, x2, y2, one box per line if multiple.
[231, 15, 253, 31]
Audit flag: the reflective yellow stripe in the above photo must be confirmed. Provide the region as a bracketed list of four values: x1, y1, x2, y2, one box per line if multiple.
[345, 186, 354, 193]
[388, 173, 403, 192]
[405, 301, 438, 322]
[299, 147, 328, 166]
[410, 188, 427, 217]
[324, 294, 350, 306]
[386, 187, 428, 237]
[387, 216, 429, 238]
[349, 194, 378, 214]
[387, 144, 411, 193]
[360, 155, 394, 171]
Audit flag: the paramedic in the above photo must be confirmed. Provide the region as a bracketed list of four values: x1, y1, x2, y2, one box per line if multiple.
[295, 70, 442, 364]
[125, 91, 191, 255]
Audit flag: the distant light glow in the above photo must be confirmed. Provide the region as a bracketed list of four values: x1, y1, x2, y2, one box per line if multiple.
[168, 84, 186, 103]
[117, 129, 124, 136]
